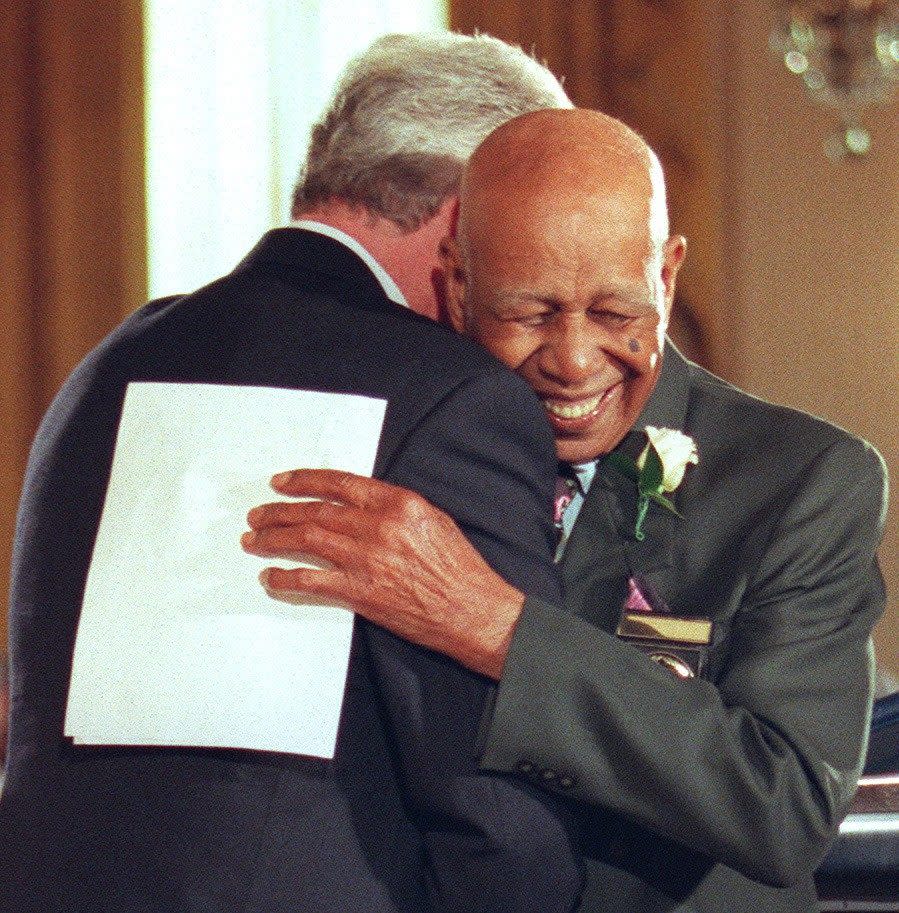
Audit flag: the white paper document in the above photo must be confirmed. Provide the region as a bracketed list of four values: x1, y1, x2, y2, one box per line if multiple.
[65, 382, 387, 759]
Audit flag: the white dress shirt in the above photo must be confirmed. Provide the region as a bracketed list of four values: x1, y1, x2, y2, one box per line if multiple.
[556, 459, 600, 560]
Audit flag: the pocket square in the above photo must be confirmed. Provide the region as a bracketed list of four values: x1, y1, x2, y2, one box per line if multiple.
[623, 575, 670, 614]
[617, 578, 713, 679]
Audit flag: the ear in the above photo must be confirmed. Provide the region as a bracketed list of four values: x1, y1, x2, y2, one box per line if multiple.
[447, 195, 460, 238]
[661, 235, 687, 322]
[438, 235, 468, 334]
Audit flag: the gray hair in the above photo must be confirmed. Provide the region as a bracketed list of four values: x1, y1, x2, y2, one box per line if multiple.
[291, 32, 572, 230]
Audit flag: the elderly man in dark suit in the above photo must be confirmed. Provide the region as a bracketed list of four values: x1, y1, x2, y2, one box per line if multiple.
[246, 109, 887, 912]
[0, 35, 585, 913]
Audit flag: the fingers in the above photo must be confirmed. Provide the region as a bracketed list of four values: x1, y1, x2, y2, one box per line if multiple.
[261, 566, 386, 634]
[241, 521, 356, 567]
[261, 566, 353, 604]
[247, 498, 363, 537]
[261, 565, 411, 641]
[255, 471, 442, 546]
[270, 469, 404, 509]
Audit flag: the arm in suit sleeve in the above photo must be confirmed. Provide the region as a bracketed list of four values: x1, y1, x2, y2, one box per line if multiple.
[478, 436, 888, 887]
[365, 367, 584, 913]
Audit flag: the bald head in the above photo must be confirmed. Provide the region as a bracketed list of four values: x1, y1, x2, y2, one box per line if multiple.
[459, 109, 669, 269]
[441, 108, 686, 462]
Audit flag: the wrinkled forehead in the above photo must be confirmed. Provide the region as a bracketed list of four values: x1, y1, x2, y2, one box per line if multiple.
[459, 169, 657, 263]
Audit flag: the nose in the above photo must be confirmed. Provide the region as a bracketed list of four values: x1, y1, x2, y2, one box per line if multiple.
[537, 314, 603, 387]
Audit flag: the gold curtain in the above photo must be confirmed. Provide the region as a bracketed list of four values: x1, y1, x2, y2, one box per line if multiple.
[0, 1, 146, 652]
[449, 0, 735, 377]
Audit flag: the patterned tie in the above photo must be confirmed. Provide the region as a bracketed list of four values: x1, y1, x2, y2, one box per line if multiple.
[554, 465, 578, 546]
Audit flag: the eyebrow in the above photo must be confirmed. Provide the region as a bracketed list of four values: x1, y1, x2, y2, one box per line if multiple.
[496, 285, 654, 310]
[495, 280, 655, 310]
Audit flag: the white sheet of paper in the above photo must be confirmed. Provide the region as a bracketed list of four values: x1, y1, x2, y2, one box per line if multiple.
[64, 382, 387, 758]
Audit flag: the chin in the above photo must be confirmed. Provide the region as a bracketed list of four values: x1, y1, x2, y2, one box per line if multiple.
[557, 441, 605, 464]
[557, 427, 629, 464]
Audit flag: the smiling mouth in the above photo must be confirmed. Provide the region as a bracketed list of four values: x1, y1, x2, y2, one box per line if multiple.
[542, 384, 620, 427]
[544, 395, 603, 420]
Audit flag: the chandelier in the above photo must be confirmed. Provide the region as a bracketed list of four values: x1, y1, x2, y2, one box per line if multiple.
[769, 1, 898, 158]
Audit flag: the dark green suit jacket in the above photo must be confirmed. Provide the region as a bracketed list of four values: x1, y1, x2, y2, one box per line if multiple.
[479, 344, 888, 912]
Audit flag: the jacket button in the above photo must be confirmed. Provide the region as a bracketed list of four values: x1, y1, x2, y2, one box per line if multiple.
[517, 760, 534, 774]
[541, 768, 557, 781]
[559, 776, 575, 789]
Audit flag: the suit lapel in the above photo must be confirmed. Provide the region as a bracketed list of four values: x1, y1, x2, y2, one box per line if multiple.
[560, 343, 692, 630]
[559, 481, 632, 632]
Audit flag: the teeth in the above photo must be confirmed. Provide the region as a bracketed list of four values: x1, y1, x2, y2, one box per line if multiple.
[544, 395, 603, 420]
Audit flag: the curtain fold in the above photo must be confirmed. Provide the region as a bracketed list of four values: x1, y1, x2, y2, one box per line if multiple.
[0, 1, 147, 651]
[143, 0, 447, 299]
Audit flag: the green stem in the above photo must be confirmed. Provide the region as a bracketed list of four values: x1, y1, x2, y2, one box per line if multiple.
[635, 494, 650, 541]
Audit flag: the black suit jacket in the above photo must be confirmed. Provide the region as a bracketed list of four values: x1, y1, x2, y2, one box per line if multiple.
[479, 344, 887, 912]
[0, 229, 582, 913]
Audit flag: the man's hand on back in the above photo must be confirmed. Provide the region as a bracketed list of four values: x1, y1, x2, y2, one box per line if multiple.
[241, 469, 524, 680]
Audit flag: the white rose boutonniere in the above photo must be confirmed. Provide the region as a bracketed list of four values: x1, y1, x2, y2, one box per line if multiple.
[638, 427, 699, 492]
[605, 426, 698, 541]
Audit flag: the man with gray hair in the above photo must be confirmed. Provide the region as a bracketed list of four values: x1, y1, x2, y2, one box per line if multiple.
[286, 31, 575, 319]
[0, 32, 583, 913]
[293, 32, 571, 250]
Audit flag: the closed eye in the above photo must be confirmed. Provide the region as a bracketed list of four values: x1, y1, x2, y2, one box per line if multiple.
[589, 309, 635, 328]
[514, 310, 553, 327]
[492, 302, 556, 326]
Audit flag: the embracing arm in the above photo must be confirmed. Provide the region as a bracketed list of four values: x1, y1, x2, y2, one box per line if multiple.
[246, 368, 584, 913]
[249, 369, 561, 675]
[478, 436, 888, 886]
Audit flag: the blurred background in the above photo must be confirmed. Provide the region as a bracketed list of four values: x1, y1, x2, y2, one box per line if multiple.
[1, 0, 897, 693]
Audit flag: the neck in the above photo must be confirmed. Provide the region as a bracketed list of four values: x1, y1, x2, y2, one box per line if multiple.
[292, 199, 456, 320]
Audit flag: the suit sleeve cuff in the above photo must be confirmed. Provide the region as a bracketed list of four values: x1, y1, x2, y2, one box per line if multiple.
[478, 595, 578, 779]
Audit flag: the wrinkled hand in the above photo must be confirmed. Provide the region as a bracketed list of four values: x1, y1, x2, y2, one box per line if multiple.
[240, 469, 525, 680]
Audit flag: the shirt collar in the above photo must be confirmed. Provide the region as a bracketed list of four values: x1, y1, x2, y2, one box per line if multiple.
[291, 220, 408, 308]
[567, 460, 599, 496]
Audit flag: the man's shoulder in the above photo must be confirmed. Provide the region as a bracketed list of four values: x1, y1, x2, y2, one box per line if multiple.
[55, 268, 540, 469]
[43, 268, 532, 431]
[685, 358, 883, 476]
[350, 295, 516, 383]
[128, 269, 507, 378]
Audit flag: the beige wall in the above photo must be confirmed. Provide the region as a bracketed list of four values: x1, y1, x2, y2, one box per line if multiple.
[720, 1, 899, 674]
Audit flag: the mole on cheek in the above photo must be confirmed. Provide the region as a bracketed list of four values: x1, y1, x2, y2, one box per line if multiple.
[628, 339, 640, 353]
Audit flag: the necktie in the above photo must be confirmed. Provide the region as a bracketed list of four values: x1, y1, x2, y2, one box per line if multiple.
[554, 466, 578, 546]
